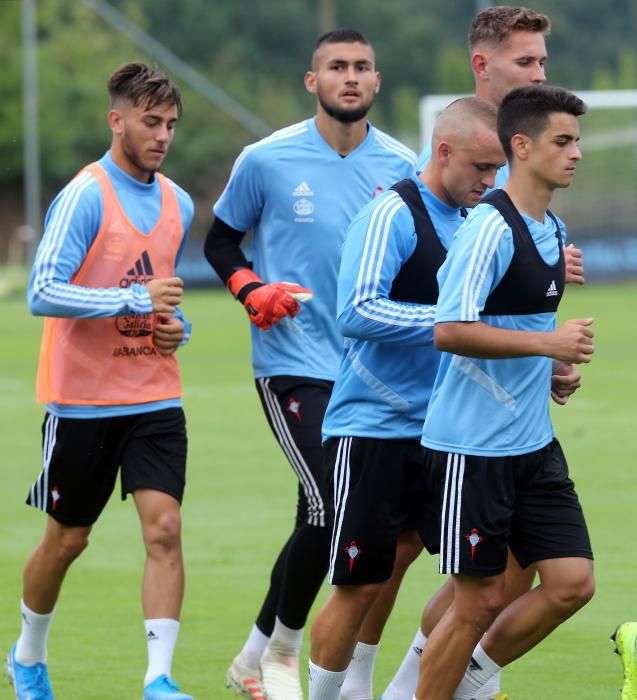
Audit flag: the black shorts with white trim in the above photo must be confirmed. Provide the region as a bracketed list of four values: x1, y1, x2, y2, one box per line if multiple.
[431, 438, 593, 577]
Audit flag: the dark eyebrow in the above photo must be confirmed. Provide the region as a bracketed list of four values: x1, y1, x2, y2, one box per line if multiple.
[327, 58, 373, 66]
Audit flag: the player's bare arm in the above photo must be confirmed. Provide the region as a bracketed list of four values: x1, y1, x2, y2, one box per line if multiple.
[153, 314, 185, 355]
[434, 317, 594, 363]
[146, 276, 183, 313]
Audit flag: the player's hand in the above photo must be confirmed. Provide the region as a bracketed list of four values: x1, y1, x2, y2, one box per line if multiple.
[244, 282, 312, 330]
[146, 277, 183, 313]
[550, 360, 581, 405]
[564, 244, 584, 285]
[548, 318, 595, 364]
[153, 313, 184, 355]
[227, 268, 312, 331]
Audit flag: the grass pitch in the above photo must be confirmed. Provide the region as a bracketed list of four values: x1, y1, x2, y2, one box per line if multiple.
[0, 282, 635, 699]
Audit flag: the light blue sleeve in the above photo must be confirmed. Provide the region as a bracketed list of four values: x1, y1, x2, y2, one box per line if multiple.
[336, 193, 436, 345]
[28, 174, 152, 319]
[173, 184, 194, 345]
[435, 207, 514, 323]
[212, 146, 265, 232]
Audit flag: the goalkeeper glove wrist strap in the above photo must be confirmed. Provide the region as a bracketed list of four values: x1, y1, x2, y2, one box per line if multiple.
[227, 268, 264, 304]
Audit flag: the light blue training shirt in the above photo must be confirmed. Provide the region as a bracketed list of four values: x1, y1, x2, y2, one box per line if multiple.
[322, 175, 464, 441]
[213, 117, 417, 381]
[421, 200, 568, 456]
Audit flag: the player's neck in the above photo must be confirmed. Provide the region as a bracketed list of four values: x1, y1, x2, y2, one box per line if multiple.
[474, 83, 499, 109]
[504, 173, 554, 222]
[419, 165, 455, 208]
[314, 112, 369, 156]
[109, 144, 153, 183]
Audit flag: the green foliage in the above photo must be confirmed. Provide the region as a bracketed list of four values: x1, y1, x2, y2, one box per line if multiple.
[0, 1, 25, 179]
[3, 0, 637, 226]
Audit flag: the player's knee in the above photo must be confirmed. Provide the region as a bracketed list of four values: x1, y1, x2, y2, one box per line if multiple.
[143, 509, 182, 553]
[475, 589, 505, 626]
[52, 528, 90, 563]
[547, 570, 595, 617]
[335, 582, 384, 613]
[456, 580, 505, 631]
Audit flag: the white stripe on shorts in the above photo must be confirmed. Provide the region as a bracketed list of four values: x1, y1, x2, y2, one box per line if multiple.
[30, 414, 58, 511]
[328, 436, 352, 583]
[439, 452, 465, 574]
[257, 378, 326, 527]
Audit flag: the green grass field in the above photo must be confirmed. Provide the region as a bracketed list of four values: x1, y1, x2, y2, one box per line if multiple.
[1, 282, 635, 699]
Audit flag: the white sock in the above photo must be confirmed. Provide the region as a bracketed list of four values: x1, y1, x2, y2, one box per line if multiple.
[144, 618, 180, 687]
[473, 670, 502, 699]
[340, 641, 379, 699]
[268, 617, 303, 656]
[309, 659, 348, 700]
[382, 628, 427, 700]
[239, 624, 270, 668]
[453, 643, 501, 699]
[15, 600, 54, 665]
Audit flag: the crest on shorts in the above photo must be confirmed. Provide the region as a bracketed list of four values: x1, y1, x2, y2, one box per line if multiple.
[50, 486, 61, 510]
[287, 397, 302, 422]
[465, 528, 485, 560]
[344, 541, 363, 572]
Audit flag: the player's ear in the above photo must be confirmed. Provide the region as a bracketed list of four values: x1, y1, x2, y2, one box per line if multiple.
[438, 141, 451, 165]
[374, 71, 381, 94]
[108, 109, 123, 135]
[510, 134, 530, 160]
[471, 51, 488, 80]
[304, 70, 317, 95]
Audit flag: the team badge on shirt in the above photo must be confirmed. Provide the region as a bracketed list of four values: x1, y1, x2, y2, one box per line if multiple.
[292, 181, 315, 222]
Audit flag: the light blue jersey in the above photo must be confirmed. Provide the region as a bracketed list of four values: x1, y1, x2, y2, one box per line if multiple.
[28, 151, 194, 418]
[213, 118, 416, 381]
[422, 201, 568, 456]
[417, 141, 510, 188]
[322, 176, 464, 440]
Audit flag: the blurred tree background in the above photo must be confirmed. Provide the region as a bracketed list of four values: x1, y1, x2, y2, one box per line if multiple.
[1, 0, 636, 253]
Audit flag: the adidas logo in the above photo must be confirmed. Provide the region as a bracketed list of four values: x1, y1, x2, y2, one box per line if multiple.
[292, 181, 314, 196]
[546, 279, 558, 297]
[413, 645, 423, 657]
[127, 250, 154, 277]
[468, 656, 483, 671]
[146, 630, 158, 641]
[120, 251, 154, 288]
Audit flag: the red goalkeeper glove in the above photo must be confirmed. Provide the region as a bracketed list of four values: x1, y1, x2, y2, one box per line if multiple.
[227, 269, 313, 330]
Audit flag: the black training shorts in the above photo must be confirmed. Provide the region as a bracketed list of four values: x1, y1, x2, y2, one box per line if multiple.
[431, 438, 593, 577]
[326, 436, 439, 585]
[27, 408, 187, 526]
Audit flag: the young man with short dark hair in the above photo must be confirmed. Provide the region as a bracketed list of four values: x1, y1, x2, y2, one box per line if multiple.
[5, 62, 194, 700]
[416, 83, 595, 700]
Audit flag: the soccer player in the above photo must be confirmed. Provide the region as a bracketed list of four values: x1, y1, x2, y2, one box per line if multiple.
[204, 29, 416, 700]
[4, 63, 194, 700]
[418, 5, 583, 283]
[373, 9, 580, 698]
[307, 96, 506, 700]
[416, 84, 595, 700]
